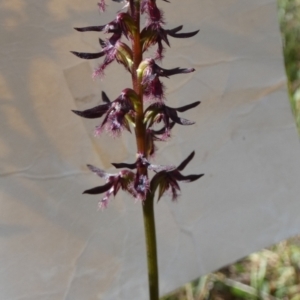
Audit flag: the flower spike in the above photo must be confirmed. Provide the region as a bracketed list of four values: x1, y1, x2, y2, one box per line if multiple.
[73, 1, 203, 295]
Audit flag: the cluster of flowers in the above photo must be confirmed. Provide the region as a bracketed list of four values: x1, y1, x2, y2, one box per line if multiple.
[72, 0, 203, 209]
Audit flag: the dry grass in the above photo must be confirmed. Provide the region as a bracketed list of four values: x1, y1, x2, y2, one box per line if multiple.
[162, 237, 300, 300]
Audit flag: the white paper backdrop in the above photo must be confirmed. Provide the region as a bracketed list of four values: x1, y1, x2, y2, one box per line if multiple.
[1, 0, 300, 299]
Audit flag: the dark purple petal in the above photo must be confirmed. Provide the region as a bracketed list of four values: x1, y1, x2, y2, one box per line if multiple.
[166, 28, 199, 39]
[111, 162, 137, 169]
[71, 51, 105, 60]
[102, 91, 111, 103]
[177, 151, 195, 171]
[108, 31, 122, 44]
[173, 172, 204, 182]
[74, 25, 106, 32]
[83, 182, 113, 194]
[157, 66, 195, 77]
[175, 101, 200, 112]
[72, 104, 109, 119]
[167, 25, 183, 34]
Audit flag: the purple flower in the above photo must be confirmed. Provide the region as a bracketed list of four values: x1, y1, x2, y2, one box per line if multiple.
[72, 13, 135, 76]
[109, 167, 151, 202]
[141, 24, 199, 59]
[150, 151, 204, 201]
[111, 154, 176, 200]
[83, 164, 135, 209]
[71, 40, 133, 77]
[144, 101, 200, 134]
[138, 58, 195, 100]
[84, 155, 167, 205]
[72, 89, 137, 137]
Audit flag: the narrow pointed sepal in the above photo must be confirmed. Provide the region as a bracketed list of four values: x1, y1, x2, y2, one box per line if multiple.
[150, 151, 204, 201]
[72, 104, 109, 119]
[99, 38, 106, 48]
[175, 101, 200, 112]
[166, 28, 200, 38]
[174, 173, 204, 182]
[177, 151, 195, 171]
[102, 91, 111, 103]
[83, 182, 113, 195]
[71, 51, 105, 60]
[74, 25, 106, 32]
[111, 162, 137, 169]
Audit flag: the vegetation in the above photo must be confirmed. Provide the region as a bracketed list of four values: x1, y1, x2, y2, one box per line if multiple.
[278, 0, 300, 130]
[163, 239, 300, 299]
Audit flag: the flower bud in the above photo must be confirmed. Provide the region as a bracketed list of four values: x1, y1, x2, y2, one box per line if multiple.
[115, 42, 134, 72]
[137, 59, 152, 81]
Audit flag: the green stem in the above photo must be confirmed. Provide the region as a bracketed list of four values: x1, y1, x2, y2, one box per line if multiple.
[143, 192, 159, 300]
[131, 1, 159, 299]
[131, 0, 145, 155]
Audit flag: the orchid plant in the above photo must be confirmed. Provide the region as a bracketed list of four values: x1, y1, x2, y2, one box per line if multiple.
[72, 0, 203, 299]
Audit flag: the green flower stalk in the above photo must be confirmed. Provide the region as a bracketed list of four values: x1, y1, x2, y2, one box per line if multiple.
[71, 1, 203, 299]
